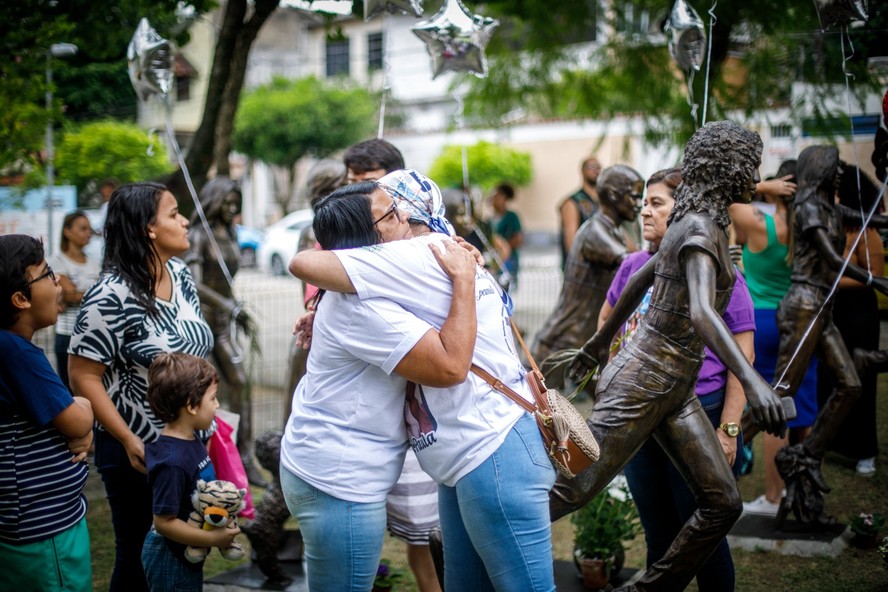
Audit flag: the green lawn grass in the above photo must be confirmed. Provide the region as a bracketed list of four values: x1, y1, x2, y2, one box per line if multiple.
[86, 381, 888, 591]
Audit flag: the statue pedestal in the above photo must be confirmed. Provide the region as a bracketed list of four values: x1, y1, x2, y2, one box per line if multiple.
[553, 559, 641, 591]
[206, 530, 307, 592]
[205, 561, 307, 592]
[727, 513, 848, 557]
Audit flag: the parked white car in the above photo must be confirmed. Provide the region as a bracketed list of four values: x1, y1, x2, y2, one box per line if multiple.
[257, 208, 314, 276]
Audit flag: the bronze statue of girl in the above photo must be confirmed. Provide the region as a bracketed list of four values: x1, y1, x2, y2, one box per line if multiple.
[185, 177, 263, 485]
[560, 121, 786, 591]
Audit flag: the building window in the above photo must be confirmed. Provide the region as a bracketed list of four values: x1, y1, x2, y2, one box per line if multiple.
[175, 76, 191, 102]
[368, 32, 384, 71]
[326, 37, 350, 77]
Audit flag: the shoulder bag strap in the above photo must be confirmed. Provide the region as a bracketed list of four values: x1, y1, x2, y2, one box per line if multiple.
[469, 318, 552, 415]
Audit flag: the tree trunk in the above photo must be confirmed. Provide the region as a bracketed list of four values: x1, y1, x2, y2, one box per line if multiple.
[164, 0, 278, 211]
[214, 0, 279, 176]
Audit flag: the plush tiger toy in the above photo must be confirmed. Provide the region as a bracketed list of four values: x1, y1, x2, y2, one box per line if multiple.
[184, 479, 247, 563]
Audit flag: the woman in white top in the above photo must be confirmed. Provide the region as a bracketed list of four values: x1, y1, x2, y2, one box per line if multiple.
[50, 210, 100, 391]
[289, 171, 558, 592]
[280, 180, 479, 592]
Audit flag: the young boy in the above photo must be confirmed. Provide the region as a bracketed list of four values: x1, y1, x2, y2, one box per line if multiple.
[0, 234, 95, 591]
[141, 352, 240, 592]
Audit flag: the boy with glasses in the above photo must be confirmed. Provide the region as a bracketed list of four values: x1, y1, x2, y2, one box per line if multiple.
[0, 234, 95, 591]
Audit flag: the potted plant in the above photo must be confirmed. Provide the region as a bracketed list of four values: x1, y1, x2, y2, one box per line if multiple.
[849, 512, 884, 549]
[372, 559, 404, 591]
[571, 481, 642, 591]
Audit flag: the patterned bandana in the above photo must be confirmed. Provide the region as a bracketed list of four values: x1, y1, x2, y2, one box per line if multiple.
[377, 169, 456, 236]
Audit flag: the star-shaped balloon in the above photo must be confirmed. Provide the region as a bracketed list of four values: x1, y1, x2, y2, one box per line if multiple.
[664, 0, 705, 73]
[411, 0, 498, 79]
[813, 0, 868, 29]
[365, 0, 423, 21]
[127, 18, 175, 102]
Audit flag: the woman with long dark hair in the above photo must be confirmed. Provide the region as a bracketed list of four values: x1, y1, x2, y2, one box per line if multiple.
[819, 166, 884, 476]
[68, 182, 214, 591]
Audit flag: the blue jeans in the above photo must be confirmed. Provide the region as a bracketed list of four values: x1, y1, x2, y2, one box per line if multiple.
[280, 467, 387, 592]
[141, 529, 202, 592]
[438, 413, 556, 592]
[623, 388, 740, 592]
[94, 430, 153, 592]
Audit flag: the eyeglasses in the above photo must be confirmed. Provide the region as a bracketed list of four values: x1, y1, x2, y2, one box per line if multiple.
[372, 200, 403, 226]
[20, 265, 56, 290]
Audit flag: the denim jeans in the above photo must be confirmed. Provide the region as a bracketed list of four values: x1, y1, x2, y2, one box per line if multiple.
[280, 467, 387, 592]
[141, 529, 202, 592]
[94, 430, 153, 592]
[438, 413, 556, 592]
[623, 388, 740, 592]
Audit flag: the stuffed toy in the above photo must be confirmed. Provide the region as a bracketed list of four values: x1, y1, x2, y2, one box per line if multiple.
[184, 479, 247, 563]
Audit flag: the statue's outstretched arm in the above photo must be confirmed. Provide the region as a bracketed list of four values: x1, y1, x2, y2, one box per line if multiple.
[569, 253, 657, 379]
[685, 249, 786, 436]
[810, 227, 888, 296]
[836, 203, 888, 229]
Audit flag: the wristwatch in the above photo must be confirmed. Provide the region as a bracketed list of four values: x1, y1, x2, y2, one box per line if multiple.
[718, 422, 740, 438]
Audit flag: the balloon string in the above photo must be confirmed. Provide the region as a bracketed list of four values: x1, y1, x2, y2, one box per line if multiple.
[775, 178, 887, 388]
[686, 69, 699, 128]
[377, 13, 392, 139]
[162, 95, 244, 361]
[840, 26, 870, 271]
[701, 1, 717, 125]
[162, 96, 235, 290]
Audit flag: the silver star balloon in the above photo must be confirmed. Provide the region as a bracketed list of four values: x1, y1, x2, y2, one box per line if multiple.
[814, 0, 868, 29]
[364, 0, 423, 21]
[664, 0, 705, 73]
[127, 18, 175, 102]
[411, 0, 499, 79]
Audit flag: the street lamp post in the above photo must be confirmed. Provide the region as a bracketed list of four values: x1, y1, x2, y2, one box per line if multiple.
[45, 42, 78, 255]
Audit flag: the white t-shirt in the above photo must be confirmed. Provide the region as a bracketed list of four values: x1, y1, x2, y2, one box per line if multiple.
[280, 292, 433, 503]
[48, 253, 100, 335]
[336, 235, 531, 486]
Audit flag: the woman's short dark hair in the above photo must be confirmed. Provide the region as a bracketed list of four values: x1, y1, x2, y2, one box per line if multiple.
[343, 139, 405, 175]
[646, 167, 682, 192]
[147, 353, 218, 423]
[60, 210, 89, 253]
[0, 235, 45, 329]
[312, 181, 382, 250]
[495, 183, 515, 200]
[103, 182, 168, 316]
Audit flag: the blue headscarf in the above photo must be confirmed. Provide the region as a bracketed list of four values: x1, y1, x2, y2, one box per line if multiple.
[377, 169, 456, 236]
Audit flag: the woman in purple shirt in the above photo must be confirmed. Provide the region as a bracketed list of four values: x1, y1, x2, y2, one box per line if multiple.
[597, 167, 755, 592]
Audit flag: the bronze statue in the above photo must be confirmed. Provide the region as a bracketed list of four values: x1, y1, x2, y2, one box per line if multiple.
[184, 177, 263, 486]
[770, 145, 888, 527]
[532, 165, 644, 389]
[240, 431, 295, 587]
[558, 121, 786, 591]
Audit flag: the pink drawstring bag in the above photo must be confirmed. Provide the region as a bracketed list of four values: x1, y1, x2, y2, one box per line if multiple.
[208, 415, 256, 520]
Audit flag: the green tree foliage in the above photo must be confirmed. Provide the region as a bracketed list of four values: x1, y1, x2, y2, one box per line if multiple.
[458, 0, 887, 147]
[428, 141, 533, 192]
[0, 0, 212, 174]
[232, 76, 376, 211]
[26, 120, 171, 195]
